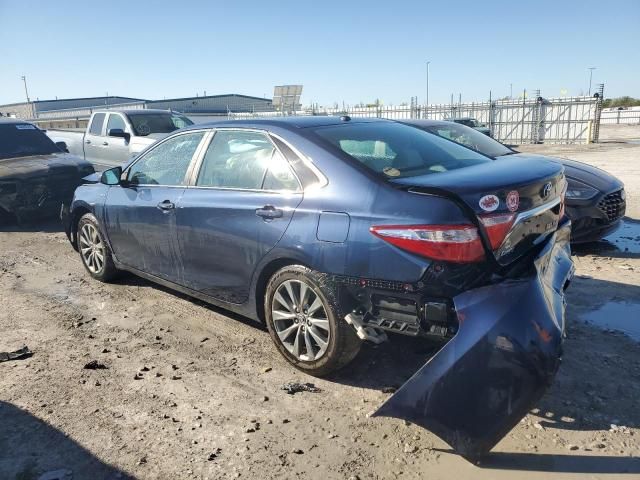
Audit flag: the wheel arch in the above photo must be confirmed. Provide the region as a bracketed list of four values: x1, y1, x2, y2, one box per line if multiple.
[254, 257, 310, 323]
[69, 205, 92, 250]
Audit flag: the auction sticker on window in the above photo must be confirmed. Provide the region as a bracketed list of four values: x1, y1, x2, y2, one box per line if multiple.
[16, 124, 36, 130]
[506, 190, 520, 212]
[479, 194, 499, 212]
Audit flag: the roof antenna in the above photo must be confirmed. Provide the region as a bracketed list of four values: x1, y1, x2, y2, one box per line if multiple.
[340, 115, 351, 122]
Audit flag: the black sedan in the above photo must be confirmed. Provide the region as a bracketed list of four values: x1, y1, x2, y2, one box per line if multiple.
[403, 119, 626, 242]
[0, 118, 94, 224]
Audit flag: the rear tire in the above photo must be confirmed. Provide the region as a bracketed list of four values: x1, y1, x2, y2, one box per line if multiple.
[77, 213, 119, 282]
[265, 265, 361, 376]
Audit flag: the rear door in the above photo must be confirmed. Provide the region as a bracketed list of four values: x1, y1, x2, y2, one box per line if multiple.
[83, 113, 107, 165]
[175, 129, 303, 303]
[103, 130, 208, 280]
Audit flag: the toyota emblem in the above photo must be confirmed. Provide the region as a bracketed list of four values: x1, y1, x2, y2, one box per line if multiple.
[542, 182, 552, 198]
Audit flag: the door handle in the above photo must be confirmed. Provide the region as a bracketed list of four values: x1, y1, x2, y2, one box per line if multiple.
[255, 205, 283, 219]
[85, 140, 91, 144]
[102, 141, 109, 146]
[157, 200, 175, 211]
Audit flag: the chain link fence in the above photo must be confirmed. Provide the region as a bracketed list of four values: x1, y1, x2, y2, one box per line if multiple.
[229, 86, 605, 145]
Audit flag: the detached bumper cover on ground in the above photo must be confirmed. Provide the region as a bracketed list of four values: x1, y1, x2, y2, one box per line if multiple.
[373, 222, 574, 458]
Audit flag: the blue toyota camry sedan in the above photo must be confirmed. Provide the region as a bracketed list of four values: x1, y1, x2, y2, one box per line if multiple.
[62, 116, 573, 458]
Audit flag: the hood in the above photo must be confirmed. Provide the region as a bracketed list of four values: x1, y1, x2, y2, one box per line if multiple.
[0, 152, 93, 180]
[510, 153, 623, 192]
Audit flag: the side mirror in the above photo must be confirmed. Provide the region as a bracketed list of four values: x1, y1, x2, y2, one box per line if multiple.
[108, 128, 131, 142]
[55, 141, 69, 153]
[100, 166, 123, 186]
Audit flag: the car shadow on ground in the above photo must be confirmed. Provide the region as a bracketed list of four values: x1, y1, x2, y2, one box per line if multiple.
[434, 448, 640, 474]
[0, 401, 131, 480]
[0, 217, 64, 233]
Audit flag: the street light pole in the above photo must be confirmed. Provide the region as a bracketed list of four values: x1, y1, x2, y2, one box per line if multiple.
[21, 75, 30, 103]
[588, 67, 596, 96]
[426, 61, 430, 107]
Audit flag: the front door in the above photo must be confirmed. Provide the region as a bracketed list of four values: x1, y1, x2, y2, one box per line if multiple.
[103, 130, 207, 281]
[176, 129, 303, 303]
[101, 112, 133, 167]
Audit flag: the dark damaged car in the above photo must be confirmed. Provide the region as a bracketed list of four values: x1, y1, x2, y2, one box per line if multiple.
[0, 118, 94, 223]
[402, 119, 626, 242]
[62, 117, 574, 458]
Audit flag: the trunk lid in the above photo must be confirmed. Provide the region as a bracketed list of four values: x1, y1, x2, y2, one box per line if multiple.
[390, 156, 566, 265]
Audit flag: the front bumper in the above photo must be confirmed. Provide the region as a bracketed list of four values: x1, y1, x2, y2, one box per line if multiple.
[567, 188, 626, 243]
[373, 221, 574, 458]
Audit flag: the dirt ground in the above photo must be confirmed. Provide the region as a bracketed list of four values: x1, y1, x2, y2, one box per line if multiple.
[1, 125, 640, 480]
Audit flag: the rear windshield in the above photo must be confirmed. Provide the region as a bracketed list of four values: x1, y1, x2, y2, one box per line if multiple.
[424, 123, 512, 158]
[0, 123, 60, 159]
[127, 113, 194, 136]
[311, 122, 491, 179]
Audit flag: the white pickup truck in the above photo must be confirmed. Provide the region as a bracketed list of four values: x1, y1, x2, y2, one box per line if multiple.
[47, 109, 194, 168]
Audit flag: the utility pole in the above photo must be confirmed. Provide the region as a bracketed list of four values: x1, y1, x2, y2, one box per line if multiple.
[588, 67, 596, 96]
[426, 61, 430, 107]
[21, 75, 30, 102]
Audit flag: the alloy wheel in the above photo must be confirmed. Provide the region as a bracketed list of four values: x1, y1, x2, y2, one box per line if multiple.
[79, 223, 105, 274]
[271, 279, 331, 361]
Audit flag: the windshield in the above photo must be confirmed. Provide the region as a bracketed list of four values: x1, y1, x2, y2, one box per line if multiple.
[311, 122, 492, 179]
[424, 123, 512, 158]
[0, 123, 60, 159]
[127, 113, 194, 136]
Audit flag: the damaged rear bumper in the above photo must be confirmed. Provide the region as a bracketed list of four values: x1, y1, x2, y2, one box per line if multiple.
[372, 221, 574, 458]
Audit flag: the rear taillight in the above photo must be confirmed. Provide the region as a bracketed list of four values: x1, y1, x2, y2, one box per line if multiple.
[370, 224, 485, 263]
[479, 213, 516, 249]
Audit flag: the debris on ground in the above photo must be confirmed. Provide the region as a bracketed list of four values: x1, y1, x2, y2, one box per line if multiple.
[207, 448, 221, 461]
[281, 382, 322, 395]
[0, 346, 32, 362]
[83, 360, 107, 370]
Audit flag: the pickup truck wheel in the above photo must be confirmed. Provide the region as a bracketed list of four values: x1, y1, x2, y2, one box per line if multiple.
[265, 265, 361, 377]
[77, 213, 118, 282]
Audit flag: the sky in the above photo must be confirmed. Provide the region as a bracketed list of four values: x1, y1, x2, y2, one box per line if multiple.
[1, 0, 639, 107]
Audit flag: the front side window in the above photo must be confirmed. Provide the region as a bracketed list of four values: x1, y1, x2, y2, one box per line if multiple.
[312, 122, 491, 179]
[127, 132, 205, 186]
[196, 130, 298, 190]
[89, 113, 106, 135]
[106, 114, 127, 134]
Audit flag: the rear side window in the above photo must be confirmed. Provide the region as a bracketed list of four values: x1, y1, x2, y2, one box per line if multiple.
[89, 113, 106, 135]
[197, 130, 299, 191]
[262, 150, 299, 191]
[311, 122, 491, 179]
[128, 132, 205, 186]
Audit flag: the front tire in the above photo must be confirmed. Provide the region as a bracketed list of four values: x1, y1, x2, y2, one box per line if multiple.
[265, 265, 361, 376]
[77, 213, 118, 282]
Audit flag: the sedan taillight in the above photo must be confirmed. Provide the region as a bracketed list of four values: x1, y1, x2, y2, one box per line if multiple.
[370, 224, 485, 263]
[479, 213, 516, 250]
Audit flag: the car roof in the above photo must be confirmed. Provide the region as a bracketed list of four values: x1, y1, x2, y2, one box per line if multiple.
[0, 117, 33, 125]
[399, 119, 454, 128]
[91, 109, 176, 115]
[184, 115, 389, 131]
